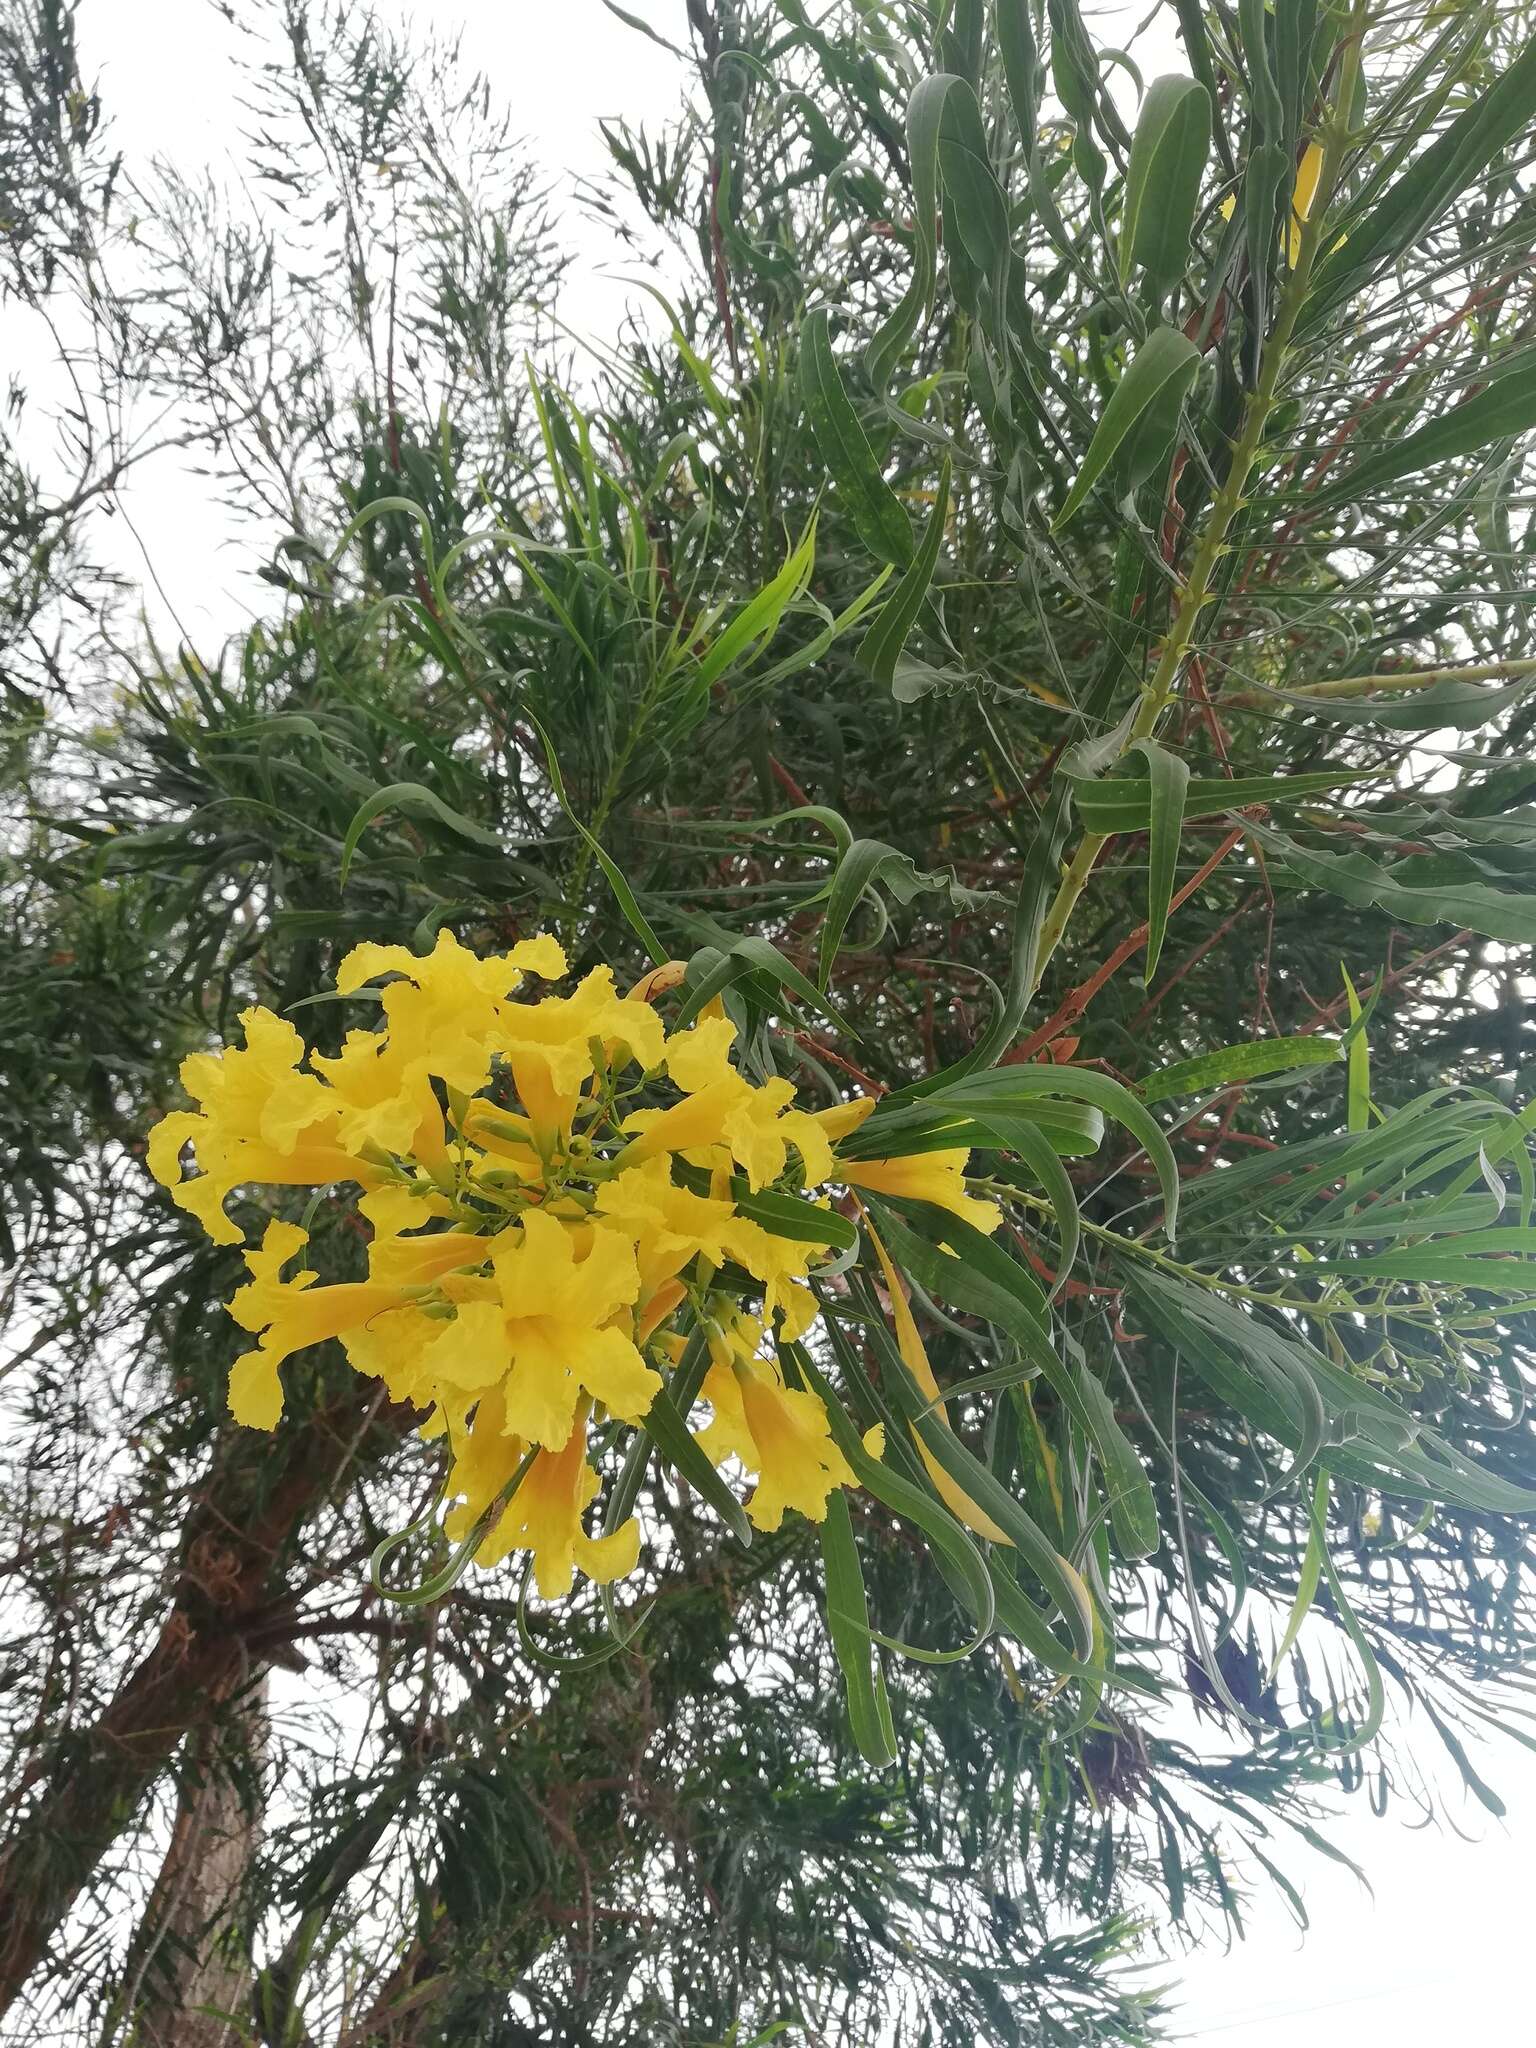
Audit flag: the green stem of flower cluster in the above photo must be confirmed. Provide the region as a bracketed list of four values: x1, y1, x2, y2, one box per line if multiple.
[1027, 0, 1370, 998]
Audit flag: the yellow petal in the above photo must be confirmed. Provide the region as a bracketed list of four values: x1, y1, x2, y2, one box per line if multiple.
[840, 1150, 1000, 1235]
[813, 1097, 878, 1142]
[420, 1299, 509, 1392]
[662, 1016, 738, 1094]
[228, 1346, 286, 1429]
[146, 1110, 202, 1192]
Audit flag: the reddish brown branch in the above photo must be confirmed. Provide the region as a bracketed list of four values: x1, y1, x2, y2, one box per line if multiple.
[1003, 822, 1251, 1065]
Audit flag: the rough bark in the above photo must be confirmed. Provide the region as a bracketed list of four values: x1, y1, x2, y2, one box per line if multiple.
[0, 1391, 403, 2017]
[126, 1674, 270, 2048]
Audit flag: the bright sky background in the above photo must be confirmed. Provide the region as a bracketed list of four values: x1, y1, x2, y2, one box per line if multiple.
[33, 1, 1536, 2039]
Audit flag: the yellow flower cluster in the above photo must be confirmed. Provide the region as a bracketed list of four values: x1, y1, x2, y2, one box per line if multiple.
[147, 932, 996, 1599]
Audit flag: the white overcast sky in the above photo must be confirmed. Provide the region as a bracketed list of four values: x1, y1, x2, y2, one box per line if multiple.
[30, 2, 1536, 2040]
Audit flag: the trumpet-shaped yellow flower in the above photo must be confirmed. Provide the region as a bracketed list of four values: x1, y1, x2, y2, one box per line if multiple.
[179, 1007, 333, 1155]
[719, 1212, 821, 1341]
[623, 1017, 835, 1189]
[838, 1147, 1000, 1235]
[148, 1012, 366, 1243]
[498, 965, 665, 1141]
[813, 1097, 878, 1144]
[446, 1402, 641, 1597]
[593, 1155, 737, 1294]
[309, 1029, 453, 1169]
[488, 1208, 657, 1448]
[698, 1322, 856, 1531]
[226, 1220, 406, 1428]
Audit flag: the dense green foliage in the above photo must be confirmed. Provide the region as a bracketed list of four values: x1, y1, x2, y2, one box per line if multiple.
[5, 1, 1536, 2042]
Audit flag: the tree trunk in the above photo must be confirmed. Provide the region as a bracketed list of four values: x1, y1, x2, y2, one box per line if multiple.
[125, 1675, 269, 2048]
[0, 1392, 406, 2017]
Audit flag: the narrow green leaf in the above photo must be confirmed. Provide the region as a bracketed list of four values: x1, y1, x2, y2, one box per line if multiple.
[1129, 738, 1190, 985]
[694, 516, 818, 691]
[1321, 347, 1536, 503]
[936, 78, 1012, 279]
[816, 836, 984, 990]
[819, 1491, 899, 1766]
[676, 933, 854, 1035]
[1047, 0, 1113, 185]
[522, 711, 668, 966]
[800, 308, 913, 568]
[732, 1186, 857, 1251]
[1308, 36, 1536, 319]
[1119, 76, 1211, 289]
[1342, 965, 1371, 1193]
[1270, 1470, 1329, 1680]
[996, 0, 1043, 159]
[1140, 1035, 1342, 1105]
[1250, 818, 1536, 948]
[847, 1093, 1106, 1162]
[918, 1066, 1181, 1240]
[1064, 1357, 1161, 1562]
[339, 781, 503, 884]
[867, 74, 962, 388]
[869, 1199, 1058, 1378]
[884, 1346, 1098, 1659]
[858, 460, 951, 685]
[1067, 765, 1365, 829]
[796, 1334, 1001, 1648]
[991, 1118, 1082, 1297]
[1054, 326, 1200, 528]
[642, 1382, 754, 1548]
[1314, 1527, 1386, 1757]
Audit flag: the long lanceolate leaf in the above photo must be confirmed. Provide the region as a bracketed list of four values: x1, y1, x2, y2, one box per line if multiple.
[819, 1491, 898, 1766]
[1129, 1269, 1536, 1516]
[1054, 326, 1200, 529]
[857, 459, 951, 685]
[1127, 739, 1189, 986]
[521, 710, 669, 966]
[866, 74, 962, 389]
[872, 1196, 1160, 1563]
[792, 1341, 998, 1664]
[692, 516, 818, 690]
[339, 780, 504, 884]
[814, 837, 987, 991]
[1119, 75, 1211, 291]
[1305, 34, 1536, 322]
[1065, 766, 1370, 830]
[1319, 347, 1536, 504]
[878, 1065, 1182, 1239]
[800, 308, 914, 568]
[1249, 818, 1536, 947]
[1141, 1036, 1342, 1106]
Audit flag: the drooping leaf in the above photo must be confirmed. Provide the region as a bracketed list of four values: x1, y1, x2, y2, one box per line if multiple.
[1128, 738, 1190, 985]
[1119, 76, 1211, 290]
[800, 308, 914, 568]
[819, 1490, 899, 1766]
[858, 460, 951, 685]
[339, 781, 503, 884]
[1054, 326, 1201, 528]
[1250, 819, 1536, 948]
[816, 836, 987, 990]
